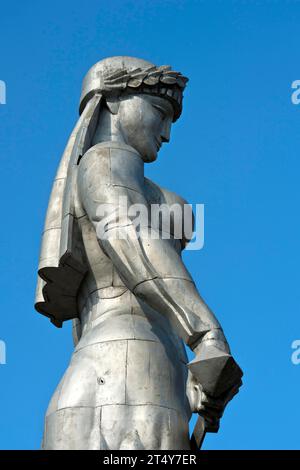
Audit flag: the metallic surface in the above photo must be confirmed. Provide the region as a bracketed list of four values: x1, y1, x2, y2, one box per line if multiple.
[36, 56, 243, 450]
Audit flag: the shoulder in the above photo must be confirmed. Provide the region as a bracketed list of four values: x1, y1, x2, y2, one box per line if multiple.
[78, 141, 145, 197]
[145, 178, 194, 248]
[80, 141, 141, 165]
[78, 141, 143, 179]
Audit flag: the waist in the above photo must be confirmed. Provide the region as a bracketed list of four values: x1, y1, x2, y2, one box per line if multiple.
[79, 288, 172, 333]
[76, 288, 188, 363]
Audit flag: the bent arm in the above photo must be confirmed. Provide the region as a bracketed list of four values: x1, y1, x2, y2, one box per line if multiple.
[77, 144, 229, 351]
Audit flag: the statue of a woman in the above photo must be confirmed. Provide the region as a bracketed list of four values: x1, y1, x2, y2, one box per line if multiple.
[35, 56, 242, 450]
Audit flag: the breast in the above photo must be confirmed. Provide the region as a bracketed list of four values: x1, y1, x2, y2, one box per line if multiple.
[144, 178, 194, 251]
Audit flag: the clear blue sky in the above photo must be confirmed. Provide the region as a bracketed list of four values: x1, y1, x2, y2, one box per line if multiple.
[0, 0, 299, 450]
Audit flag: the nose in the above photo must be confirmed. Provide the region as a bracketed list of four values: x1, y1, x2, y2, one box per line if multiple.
[160, 118, 172, 143]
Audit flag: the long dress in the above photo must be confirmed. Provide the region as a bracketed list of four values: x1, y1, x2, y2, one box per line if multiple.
[42, 142, 193, 450]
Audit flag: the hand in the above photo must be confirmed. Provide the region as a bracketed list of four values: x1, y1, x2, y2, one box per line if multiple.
[186, 370, 242, 431]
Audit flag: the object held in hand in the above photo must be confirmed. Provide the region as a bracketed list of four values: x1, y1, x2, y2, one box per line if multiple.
[189, 343, 243, 449]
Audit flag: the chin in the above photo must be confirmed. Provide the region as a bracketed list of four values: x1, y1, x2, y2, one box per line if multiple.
[141, 146, 158, 163]
[143, 153, 157, 163]
[132, 142, 158, 162]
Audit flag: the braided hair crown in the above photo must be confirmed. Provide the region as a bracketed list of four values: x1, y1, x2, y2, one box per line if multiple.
[79, 56, 188, 121]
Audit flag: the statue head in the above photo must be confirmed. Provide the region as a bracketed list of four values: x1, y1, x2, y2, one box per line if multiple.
[79, 56, 188, 162]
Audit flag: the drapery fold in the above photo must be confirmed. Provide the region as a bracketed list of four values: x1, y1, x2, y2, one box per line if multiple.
[35, 94, 102, 327]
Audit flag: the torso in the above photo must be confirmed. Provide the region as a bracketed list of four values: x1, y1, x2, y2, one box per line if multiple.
[75, 145, 191, 348]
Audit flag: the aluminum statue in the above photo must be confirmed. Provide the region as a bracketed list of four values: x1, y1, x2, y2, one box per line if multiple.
[35, 56, 243, 450]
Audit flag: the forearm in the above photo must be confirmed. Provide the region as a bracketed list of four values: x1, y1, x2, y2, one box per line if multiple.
[97, 217, 228, 349]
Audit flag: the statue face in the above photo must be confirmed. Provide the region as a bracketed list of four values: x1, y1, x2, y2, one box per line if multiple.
[117, 94, 174, 162]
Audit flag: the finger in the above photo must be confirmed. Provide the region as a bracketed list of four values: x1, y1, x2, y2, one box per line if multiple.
[198, 405, 224, 420]
[201, 393, 225, 410]
[213, 379, 242, 406]
[201, 399, 224, 411]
